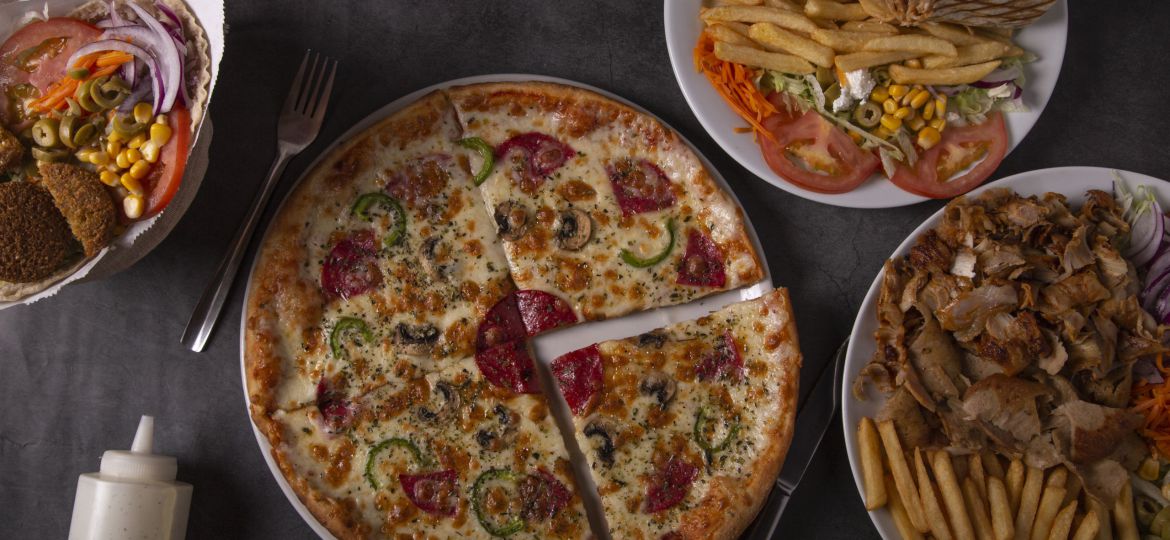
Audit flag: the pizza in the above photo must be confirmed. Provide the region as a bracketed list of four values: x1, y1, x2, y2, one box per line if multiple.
[551, 290, 801, 539]
[244, 80, 796, 539]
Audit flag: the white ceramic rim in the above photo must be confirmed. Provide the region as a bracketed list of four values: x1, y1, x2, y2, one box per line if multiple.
[238, 74, 776, 539]
[663, 0, 1069, 208]
[839, 166, 1168, 538]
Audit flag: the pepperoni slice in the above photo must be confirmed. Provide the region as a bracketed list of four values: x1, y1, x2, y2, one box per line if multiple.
[399, 469, 459, 516]
[321, 230, 382, 300]
[477, 294, 526, 351]
[644, 458, 698, 513]
[516, 290, 578, 336]
[675, 229, 726, 288]
[316, 378, 355, 433]
[383, 154, 452, 206]
[607, 158, 677, 216]
[519, 469, 572, 521]
[475, 340, 541, 394]
[551, 345, 603, 415]
[496, 132, 575, 193]
[696, 331, 744, 383]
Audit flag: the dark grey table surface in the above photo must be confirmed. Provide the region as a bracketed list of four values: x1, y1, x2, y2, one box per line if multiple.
[3, 1, 1169, 538]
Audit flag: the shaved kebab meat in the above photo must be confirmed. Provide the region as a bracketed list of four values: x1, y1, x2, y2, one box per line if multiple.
[856, 188, 1169, 505]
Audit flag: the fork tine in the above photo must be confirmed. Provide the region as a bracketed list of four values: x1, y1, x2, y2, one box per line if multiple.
[282, 50, 311, 113]
[295, 52, 321, 113]
[303, 55, 327, 118]
[311, 60, 337, 123]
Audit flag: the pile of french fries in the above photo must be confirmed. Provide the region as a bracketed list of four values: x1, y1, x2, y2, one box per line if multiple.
[700, 0, 1027, 86]
[858, 417, 1140, 540]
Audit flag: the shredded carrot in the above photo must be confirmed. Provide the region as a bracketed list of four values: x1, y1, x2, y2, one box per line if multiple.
[1132, 353, 1170, 458]
[95, 50, 134, 68]
[29, 61, 125, 113]
[693, 32, 780, 143]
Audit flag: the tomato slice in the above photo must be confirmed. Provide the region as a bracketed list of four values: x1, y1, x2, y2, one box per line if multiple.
[0, 18, 101, 126]
[141, 106, 191, 219]
[757, 107, 880, 194]
[889, 112, 1008, 199]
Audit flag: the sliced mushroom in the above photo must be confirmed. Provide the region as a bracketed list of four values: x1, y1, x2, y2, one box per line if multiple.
[637, 330, 667, 349]
[639, 371, 677, 408]
[494, 200, 530, 241]
[395, 322, 439, 355]
[476, 404, 519, 452]
[583, 417, 618, 467]
[416, 381, 461, 422]
[555, 208, 592, 251]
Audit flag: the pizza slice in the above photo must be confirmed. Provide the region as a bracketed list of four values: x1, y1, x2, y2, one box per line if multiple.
[246, 91, 514, 416]
[550, 289, 801, 539]
[255, 358, 591, 539]
[444, 82, 765, 322]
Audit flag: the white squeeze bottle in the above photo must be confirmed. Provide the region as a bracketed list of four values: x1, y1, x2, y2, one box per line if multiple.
[68, 415, 193, 540]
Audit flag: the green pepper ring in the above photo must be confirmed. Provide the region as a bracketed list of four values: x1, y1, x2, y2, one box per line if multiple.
[471, 468, 525, 537]
[329, 317, 373, 359]
[351, 193, 406, 249]
[620, 217, 676, 268]
[693, 405, 740, 464]
[457, 137, 495, 186]
[363, 438, 429, 490]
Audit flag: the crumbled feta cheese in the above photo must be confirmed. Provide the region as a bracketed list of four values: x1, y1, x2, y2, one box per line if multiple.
[987, 83, 1015, 99]
[832, 69, 877, 113]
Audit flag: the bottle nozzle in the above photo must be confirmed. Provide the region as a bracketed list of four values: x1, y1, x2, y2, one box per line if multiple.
[130, 415, 154, 454]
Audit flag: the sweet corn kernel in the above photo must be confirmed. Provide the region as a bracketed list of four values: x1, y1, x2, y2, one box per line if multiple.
[910, 90, 931, 109]
[888, 84, 908, 98]
[905, 58, 922, 69]
[894, 106, 913, 120]
[849, 130, 863, 144]
[1162, 483, 1170, 502]
[917, 126, 942, 150]
[76, 148, 93, 161]
[930, 118, 946, 131]
[120, 173, 144, 196]
[123, 195, 144, 220]
[907, 116, 926, 131]
[149, 123, 172, 146]
[133, 102, 153, 125]
[935, 95, 947, 116]
[125, 148, 142, 164]
[873, 126, 892, 139]
[880, 114, 902, 131]
[89, 151, 110, 166]
[115, 150, 131, 169]
[923, 100, 936, 121]
[127, 133, 147, 149]
[870, 86, 889, 103]
[882, 98, 898, 114]
[155, 114, 167, 125]
[107, 130, 124, 144]
[129, 160, 150, 180]
[1140, 458, 1160, 482]
[99, 170, 119, 187]
[106, 140, 122, 156]
[141, 141, 161, 163]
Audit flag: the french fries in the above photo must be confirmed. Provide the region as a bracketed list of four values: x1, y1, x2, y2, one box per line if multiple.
[749, 22, 836, 67]
[701, 5, 819, 33]
[984, 452, 1006, 480]
[888, 475, 926, 540]
[889, 60, 1001, 85]
[878, 420, 930, 533]
[964, 477, 995, 540]
[810, 29, 889, 53]
[859, 417, 888, 510]
[1086, 499, 1112, 540]
[1111, 482, 1137, 540]
[713, 41, 816, 74]
[916, 449, 954, 540]
[971, 454, 989, 500]
[834, 50, 917, 72]
[923, 41, 1014, 69]
[841, 19, 898, 34]
[1048, 502, 1078, 540]
[804, 0, 869, 21]
[918, 21, 988, 46]
[1006, 459, 1025, 512]
[763, 0, 800, 10]
[989, 478, 1013, 540]
[707, 24, 762, 49]
[863, 34, 959, 57]
[1031, 483, 1067, 540]
[1071, 510, 1100, 540]
[932, 450, 977, 540]
[1016, 466, 1045, 540]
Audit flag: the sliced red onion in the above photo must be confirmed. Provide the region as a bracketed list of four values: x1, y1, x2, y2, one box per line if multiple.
[108, 0, 123, 26]
[1129, 199, 1164, 267]
[155, 1, 184, 33]
[980, 65, 1023, 85]
[1142, 262, 1170, 312]
[1135, 357, 1165, 385]
[117, 83, 152, 114]
[66, 38, 151, 72]
[1156, 282, 1170, 324]
[102, 25, 173, 113]
[126, 1, 181, 113]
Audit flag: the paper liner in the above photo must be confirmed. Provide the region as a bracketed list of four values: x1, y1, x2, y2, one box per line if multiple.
[0, 0, 225, 309]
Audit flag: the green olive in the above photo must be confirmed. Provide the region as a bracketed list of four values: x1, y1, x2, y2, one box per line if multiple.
[31, 147, 69, 162]
[73, 123, 97, 147]
[74, 80, 102, 113]
[853, 101, 882, 129]
[67, 67, 90, 80]
[58, 114, 79, 149]
[31, 118, 60, 147]
[64, 97, 83, 116]
[90, 75, 128, 109]
[112, 112, 149, 137]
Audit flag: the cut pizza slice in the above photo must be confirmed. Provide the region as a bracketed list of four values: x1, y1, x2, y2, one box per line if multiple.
[444, 82, 765, 322]
[551, 289, 801, 539]
[246, 91, 515, 415]
[254, 358, 591, 539]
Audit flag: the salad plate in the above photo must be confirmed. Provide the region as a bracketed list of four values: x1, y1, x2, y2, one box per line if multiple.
[840, 166, 1168, 537]
[664, 0, 1068, 208]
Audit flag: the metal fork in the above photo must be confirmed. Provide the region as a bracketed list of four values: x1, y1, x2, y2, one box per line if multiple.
[181, 51, 337, 352]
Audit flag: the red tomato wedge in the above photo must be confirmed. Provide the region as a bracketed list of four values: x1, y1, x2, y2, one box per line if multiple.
[142, 106, 191, 218]
[0, 18, 102, 126]
[889, 112, 1008, 199]
[757, 108, 880, 194]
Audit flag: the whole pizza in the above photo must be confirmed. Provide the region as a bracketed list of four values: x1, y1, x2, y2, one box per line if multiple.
[244, 81, 802, 539]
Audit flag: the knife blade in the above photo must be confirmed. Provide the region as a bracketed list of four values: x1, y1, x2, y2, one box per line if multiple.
[744, 339, 848, 539]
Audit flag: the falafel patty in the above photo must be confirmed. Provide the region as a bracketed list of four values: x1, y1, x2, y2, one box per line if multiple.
[0, 182, 80, 283]
[38, 161, 116, 257]
[0, 126, 20, 173]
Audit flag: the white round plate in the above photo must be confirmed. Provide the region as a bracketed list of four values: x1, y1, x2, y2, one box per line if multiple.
[664, 0, 1069, 208]
[239, 74, 774, 538]
[840, 166, 1166, 537]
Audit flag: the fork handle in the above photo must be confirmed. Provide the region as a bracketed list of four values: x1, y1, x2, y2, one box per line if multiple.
[181, 148, 295, 352]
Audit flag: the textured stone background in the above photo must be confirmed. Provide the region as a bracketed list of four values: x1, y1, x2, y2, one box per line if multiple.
[3, 1, 1169, 538]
